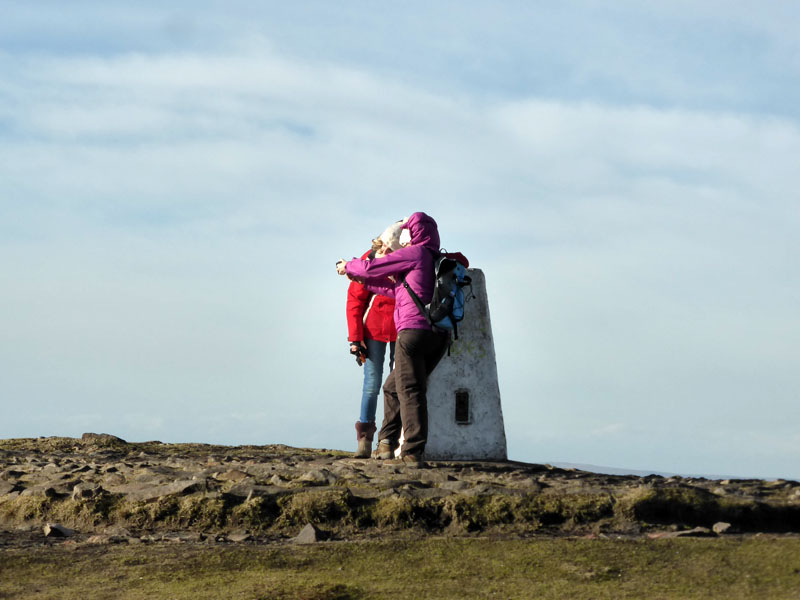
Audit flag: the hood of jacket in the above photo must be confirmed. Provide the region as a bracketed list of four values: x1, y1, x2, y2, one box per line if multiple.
[404, 212, 440, 251]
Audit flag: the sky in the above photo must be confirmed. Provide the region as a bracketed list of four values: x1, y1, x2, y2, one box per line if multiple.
[1, 1, 799, 480]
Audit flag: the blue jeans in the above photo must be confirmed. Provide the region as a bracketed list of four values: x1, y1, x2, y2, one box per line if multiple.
[360, 338, 395, 423]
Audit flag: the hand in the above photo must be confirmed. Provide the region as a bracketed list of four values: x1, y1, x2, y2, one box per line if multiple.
[336, 259, 347, 275]
[350, 342, 367, 366]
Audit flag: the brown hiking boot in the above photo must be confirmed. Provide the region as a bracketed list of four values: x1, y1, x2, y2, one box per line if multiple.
[354, 437, 372, 458]
[383, 453, 426, 468]
[354, 422, 376, 458]
[371, 439, 397, 460]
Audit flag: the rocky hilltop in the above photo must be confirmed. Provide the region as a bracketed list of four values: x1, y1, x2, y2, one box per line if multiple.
[1, 434, 798, 547]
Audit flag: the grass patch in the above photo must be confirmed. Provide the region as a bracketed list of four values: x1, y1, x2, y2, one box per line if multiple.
[1, 536, 799, 599]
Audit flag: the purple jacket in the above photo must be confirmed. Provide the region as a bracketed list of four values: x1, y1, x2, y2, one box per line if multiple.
[345, 212, 440, 333]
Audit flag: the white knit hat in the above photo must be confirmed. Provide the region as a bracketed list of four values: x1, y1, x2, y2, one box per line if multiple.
[398, 227, 411, 247]
[379, 220, 406, 251]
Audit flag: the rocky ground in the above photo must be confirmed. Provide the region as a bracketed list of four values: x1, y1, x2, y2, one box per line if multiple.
[1, 434, 799, 550]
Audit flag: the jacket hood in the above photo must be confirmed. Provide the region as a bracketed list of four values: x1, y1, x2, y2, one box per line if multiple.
[403, 212, 440, 251]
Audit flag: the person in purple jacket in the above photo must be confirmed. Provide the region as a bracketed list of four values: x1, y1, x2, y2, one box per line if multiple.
[336, 212, 449, 467]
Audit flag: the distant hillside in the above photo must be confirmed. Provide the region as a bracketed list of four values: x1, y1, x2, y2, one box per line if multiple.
[551, 462, 769, 481]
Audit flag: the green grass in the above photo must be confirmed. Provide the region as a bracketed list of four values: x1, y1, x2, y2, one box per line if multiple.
[2, 536, 800, 599]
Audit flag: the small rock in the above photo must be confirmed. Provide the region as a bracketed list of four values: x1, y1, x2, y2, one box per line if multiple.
[71, 484, 101, 500]
[293, 523, 324, 544]
[216, 469, 250, 482]
[86, 535, 111, 545]
[228, 532, 253, 543]
[0, 481, 16, 495]
[43, 523, 75, 538]
[713, 522, 732, 534]
[298, 469, 333, 485]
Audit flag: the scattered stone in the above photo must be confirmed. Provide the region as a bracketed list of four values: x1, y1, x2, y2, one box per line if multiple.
[297, 469, 334, 486]
[103, 473, 126, 486]
[86, 535, 111, 544]
[648, 527, 714, 539]
[713, 522, 732, 535]
[71, 484, 101, 500]
[678, 527, 714, 537]
[43, 523, 75, 538]
[439, 480, 471, 491]
[2, 435, 799, 543]
[81, 433, 127, 446]
[228, 532, 253, 543]
[123, 479, 205, 501]
[20, 485, 58, 498]
[227, 483, 290, 499]
[215, 469, 250, 482]
[163, 532, 204, 543]
[293, 523, 324, 544]
[406, 487, 453, 500]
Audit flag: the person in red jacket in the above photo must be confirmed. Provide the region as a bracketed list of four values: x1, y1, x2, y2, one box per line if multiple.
[347, 221, 404, 457]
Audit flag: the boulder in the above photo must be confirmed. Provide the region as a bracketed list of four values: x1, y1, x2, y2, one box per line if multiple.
[293, 523, 325, 544]
[43, 523, 75, 538]
[713, 522, 732, 534]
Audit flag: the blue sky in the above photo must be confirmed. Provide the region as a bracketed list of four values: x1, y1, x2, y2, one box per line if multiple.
[2, 1, 799, 479]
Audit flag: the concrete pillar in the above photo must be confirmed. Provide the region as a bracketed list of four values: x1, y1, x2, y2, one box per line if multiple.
[424, 268, 507, 461]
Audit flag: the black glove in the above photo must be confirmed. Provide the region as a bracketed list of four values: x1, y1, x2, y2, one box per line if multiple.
[349, 343, 367, 366]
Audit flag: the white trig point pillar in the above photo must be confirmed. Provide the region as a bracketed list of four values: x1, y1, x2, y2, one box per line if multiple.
[425, 268, 507, 461]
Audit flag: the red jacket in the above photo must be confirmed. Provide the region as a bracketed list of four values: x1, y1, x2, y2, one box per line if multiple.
[346, 250, 397, 343]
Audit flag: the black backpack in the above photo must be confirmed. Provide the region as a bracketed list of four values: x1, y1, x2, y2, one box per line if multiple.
[402, 252, 472, 340]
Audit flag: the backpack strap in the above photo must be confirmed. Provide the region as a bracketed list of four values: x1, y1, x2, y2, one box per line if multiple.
[399, 247, 438, 326]
[400, 275, 433, 326]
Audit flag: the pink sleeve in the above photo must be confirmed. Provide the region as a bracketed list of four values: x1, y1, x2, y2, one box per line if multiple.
[345, 247, 420, 280]
[364, 281, 396, 298]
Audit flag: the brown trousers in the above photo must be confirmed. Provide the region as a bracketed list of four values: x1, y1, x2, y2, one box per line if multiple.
[377, 328, 450, 456]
